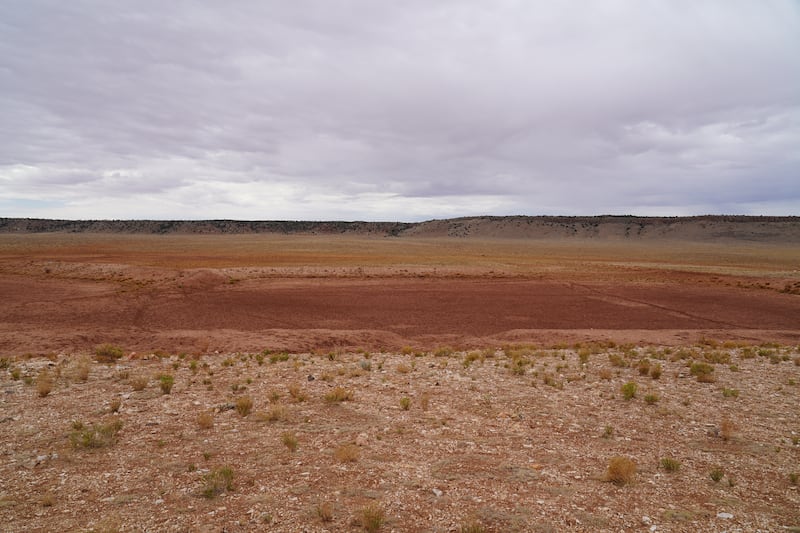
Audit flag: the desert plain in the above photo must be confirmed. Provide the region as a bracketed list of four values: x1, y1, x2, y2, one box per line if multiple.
[0, 219, 799, 531]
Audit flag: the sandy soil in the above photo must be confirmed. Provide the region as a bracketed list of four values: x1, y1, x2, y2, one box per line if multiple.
[0, 234, 798, 531]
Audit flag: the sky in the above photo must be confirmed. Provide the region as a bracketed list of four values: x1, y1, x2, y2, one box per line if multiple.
[1, 1, 799, 221]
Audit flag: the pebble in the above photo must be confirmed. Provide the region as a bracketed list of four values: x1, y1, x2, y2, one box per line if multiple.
[717, 512, 734, 519]
[356, 433, 369, 446]
[432, 488, 443, 497]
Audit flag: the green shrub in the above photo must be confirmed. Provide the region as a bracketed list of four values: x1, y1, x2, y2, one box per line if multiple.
[94, 344, 124, 363]
[159, 374, 174, 394]
[690, 362, 715, 382]
[621, 381, 637, 400]
[269, 352, 290, 364]
[660, 457, 680, 472]
[69, 419, 123, 449]
[400, 397, 411, 410]
[202, 466, 234, 498]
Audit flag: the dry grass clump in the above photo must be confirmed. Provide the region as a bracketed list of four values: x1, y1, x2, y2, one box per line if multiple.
[720, 418, 736, 441]
[334, 443, 360, 463]
[357, 502, 385, 532]
[316, 501, 334, 523]
[649, 363, 662, 379]
[608, 353, 628, 368]
[39, 492, 56, 507]
[235, 396, 253, 417]
[395, 363, 411, 374]
[36, 369, 54, 397]
[72, 356, 90, 382]
[399, 396, 411, 410]
[288, 383, 307, 402]
[324, 387, 354, 403]
[459, 521, 487, 533]
[269, 351, 290, 364]
[109, 397, 121, 413]
[281, 432, 298, 452]
[94, 344, 124, 363]
[196, 411, 214, 429]
[604, 456, 637, 485]
[419, 392, 430, 411]
[703, 350, 730, 364]
[69, 419, 123, 449]
[258, 404, 287, 422]
[130, 375, 148, 391]
[598, 368, 613, 380]
[462, 351, 484, 368]
[201, 466, 234, 498]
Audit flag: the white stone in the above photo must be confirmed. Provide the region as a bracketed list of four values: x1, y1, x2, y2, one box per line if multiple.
[432, 488, 443, 497]
[717, 512, 733, 519]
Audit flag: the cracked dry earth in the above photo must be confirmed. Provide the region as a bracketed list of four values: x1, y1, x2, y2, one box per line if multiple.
[1, 344, 799, 532]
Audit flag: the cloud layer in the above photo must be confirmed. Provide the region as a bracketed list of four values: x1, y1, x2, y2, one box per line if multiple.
[1, 1, 799, 220]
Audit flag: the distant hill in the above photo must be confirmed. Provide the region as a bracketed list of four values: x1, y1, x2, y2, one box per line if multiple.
[1, 216, 799, 243]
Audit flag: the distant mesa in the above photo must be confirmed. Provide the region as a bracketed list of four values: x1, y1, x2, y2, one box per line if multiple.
[0, 215, 798, 243]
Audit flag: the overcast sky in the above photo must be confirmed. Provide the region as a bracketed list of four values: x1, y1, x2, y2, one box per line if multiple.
[1, 1, 799, 221]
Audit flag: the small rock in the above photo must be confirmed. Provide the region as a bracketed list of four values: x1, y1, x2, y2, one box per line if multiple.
[717, 512, 733, 519]
[154, 498, 164, 505]
[432, 488, 443, 497]
[650, 525, 657, 532]
[642, 516, 651, 525]
[355, 433, 368, 446]
[307, 374, 315, 381]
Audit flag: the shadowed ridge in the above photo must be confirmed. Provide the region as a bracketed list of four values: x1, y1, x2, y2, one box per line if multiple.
[1, 215, 798, 242]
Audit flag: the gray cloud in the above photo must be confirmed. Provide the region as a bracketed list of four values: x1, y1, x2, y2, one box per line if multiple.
[1, 0, 798, 220]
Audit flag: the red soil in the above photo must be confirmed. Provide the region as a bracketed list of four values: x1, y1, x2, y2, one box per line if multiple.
[2, 268, 799, 355]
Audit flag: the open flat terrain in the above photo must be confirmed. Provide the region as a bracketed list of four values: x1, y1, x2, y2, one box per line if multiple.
[0, 231, 799, 531]
[1, 233, 800, 354]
